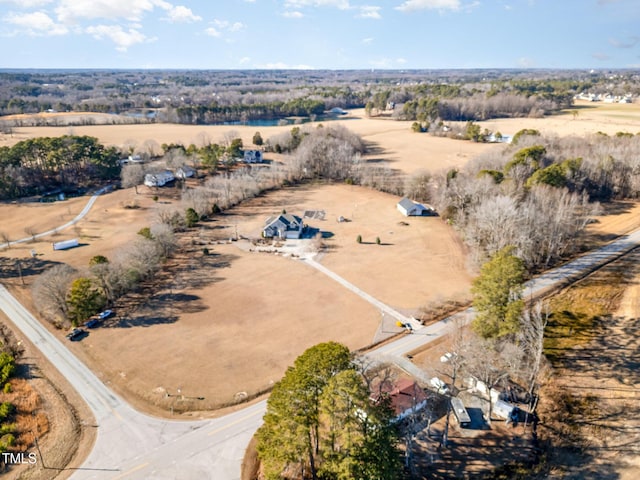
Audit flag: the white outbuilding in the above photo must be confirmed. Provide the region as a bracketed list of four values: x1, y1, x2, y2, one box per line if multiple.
[397, 197, 435, 217]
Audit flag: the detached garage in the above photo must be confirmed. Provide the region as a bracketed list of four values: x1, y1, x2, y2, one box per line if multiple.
[397, 197, 435, 217]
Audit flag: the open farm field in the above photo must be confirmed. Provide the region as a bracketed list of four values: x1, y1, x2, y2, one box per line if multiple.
[481, 99, 640, 138]
[2, 100, 640, 415]
[0, 109, 495, 175]
[1, 182, 472, 411]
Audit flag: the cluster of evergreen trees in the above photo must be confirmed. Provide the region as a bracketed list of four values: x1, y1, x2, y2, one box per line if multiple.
[257, 342, 402, 480]
[0, 135, 120, 199]
[171, 98, 326, 124]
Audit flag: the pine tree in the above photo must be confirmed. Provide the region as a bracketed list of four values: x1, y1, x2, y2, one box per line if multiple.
[472, 246, 526, 339]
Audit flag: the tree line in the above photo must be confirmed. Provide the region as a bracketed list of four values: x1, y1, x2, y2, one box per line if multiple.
[170, 98, 326, 124]
[425, 129, 640, 271]
[32, 224, 177, 328]
[0, 135, 120, 199]
[2, 69, 636, 124]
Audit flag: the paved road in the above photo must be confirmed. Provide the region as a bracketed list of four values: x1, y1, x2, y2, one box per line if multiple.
[2, 195, 639, 478]
[0, 284, 260, 479]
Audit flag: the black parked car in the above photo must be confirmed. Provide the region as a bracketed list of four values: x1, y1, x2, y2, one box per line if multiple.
[65, 328, 86, 341]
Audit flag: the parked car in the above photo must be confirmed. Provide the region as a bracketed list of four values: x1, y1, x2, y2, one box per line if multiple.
[97, 309, 114, 320]
[85, 318, 101, 329]
[429, 376, 449, 395]
[66, 328, 86, 341]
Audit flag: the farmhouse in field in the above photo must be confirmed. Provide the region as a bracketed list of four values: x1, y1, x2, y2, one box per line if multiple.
[397, 197, 435, 217]
[243, 150, 263, 164]
[263, 214, 304, 239]
[144, 170, 175, 187]
[371, 378, 428, 422]
[176, 165, 196, 179]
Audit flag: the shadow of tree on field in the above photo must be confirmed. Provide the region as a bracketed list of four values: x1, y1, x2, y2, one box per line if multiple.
[108, 246, 239, 328]
[0, 256, 63, 283]
[113, 292, 209, 328]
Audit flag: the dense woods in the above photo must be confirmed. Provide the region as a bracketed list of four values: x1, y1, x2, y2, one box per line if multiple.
[2, 69, 638, 126]
[0, 135, 119, 199]
[427, 130, 640, 271]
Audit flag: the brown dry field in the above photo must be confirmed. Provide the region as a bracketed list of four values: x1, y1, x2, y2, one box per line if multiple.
[0, 109, 495, 175]
[1, 101, 640, 417]
[2, 182, 472, 412]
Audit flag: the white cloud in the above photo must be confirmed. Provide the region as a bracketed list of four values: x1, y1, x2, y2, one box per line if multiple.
[358, 6, 381, 18]
[56, 0, 147, 23]
[85, 24, 149, 51]
[283, 10, 305, 18]
[213, 19, 245, 32]
[0, 0, 53, 7]
[4, 11, 68, 36]
[362, 37, 374, 44]
[284, 0, 350, 10]
[55, 0, 180, 24]
[205, 19, 244, 38]
[165, 5, 202, 23]
[395, 0, 460, 12]
[205, 27, 221, 37]
[238, 57, 251, 65]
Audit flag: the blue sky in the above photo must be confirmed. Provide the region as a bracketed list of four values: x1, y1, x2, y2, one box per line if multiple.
[0, 0, 639, 69]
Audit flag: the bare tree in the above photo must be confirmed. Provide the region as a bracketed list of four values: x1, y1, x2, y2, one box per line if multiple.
[438, 316, 472, 447]
[404, 170, 432, 203]
[24, 226, 37, 242]
[141, 139, 162, 158]
[519, 301, 550, 427]
[464, 338, 521, 426]
[150, 223, 178, 259]
[124, 238, 163, 281]
[32, 264, 78, 326]
[0, 231, 10, 249]
[121, 163, 147, 194]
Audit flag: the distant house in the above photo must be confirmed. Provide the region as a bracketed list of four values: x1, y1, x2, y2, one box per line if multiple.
[263, 214, 304, 239]
[118, 154, 144, 166]
[243, 150, 263, 164]
[330, 107, 348, 115]
[176, 165, 196, 179]
[371, 378, 428, 422]
[144, 170, 175, 187]
[397, 197, 435, 217]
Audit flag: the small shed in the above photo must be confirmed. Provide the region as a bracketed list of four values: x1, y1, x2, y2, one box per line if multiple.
[397, 197, 434, 217]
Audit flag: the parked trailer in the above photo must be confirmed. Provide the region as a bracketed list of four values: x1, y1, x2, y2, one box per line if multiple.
[451, 397, 471, 428]
[52, 238, 79, 251]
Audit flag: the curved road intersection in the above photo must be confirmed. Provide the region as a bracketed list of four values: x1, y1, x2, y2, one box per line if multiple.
[1, 191, 640, 478]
